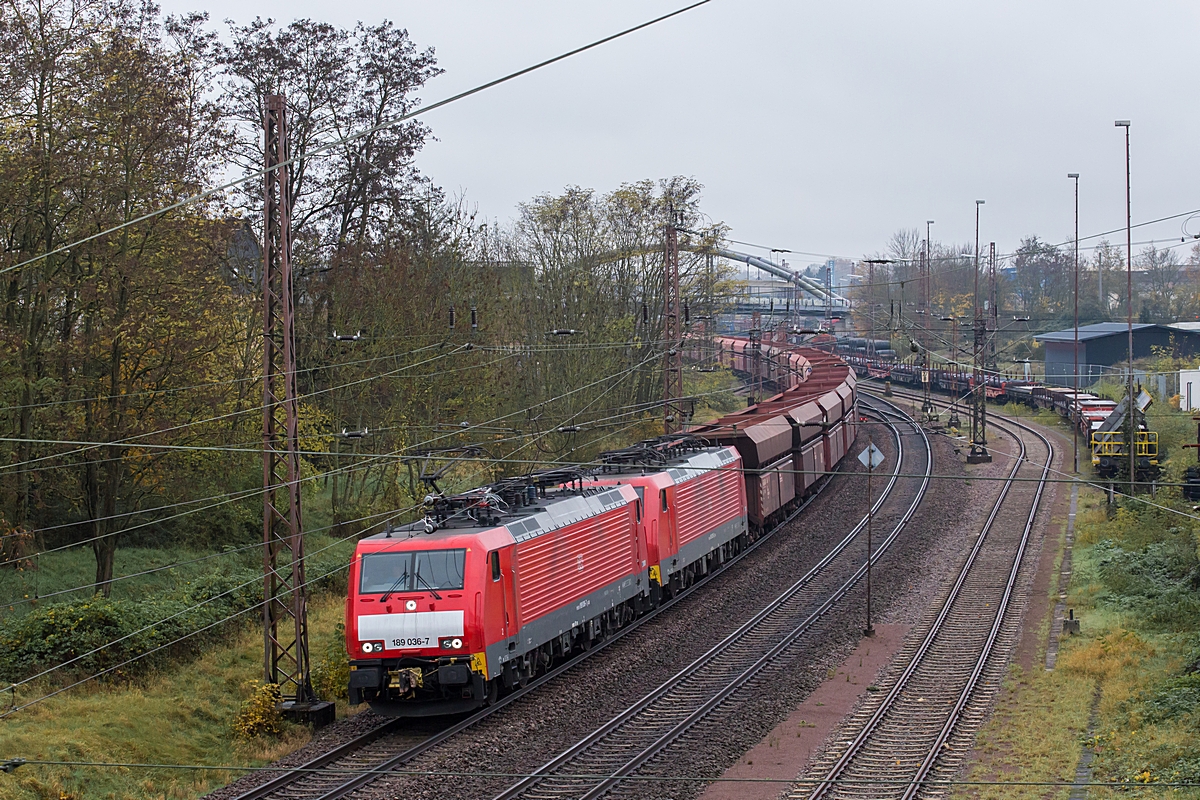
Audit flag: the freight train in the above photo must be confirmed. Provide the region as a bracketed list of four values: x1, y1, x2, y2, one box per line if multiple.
[840, 349, 1158, 479]
[344, 340, 856, 716]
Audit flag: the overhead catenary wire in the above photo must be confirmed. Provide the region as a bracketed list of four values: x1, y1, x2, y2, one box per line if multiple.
[0, 0, 716, 279]
[0, 540, 262, 608]
[15, 399, 668, 595]
[0, 347, 665, 557]
[0, 347, 529, 554]
[0, 350, 676, 623]
[0, 335, 670, 477]
[0, 336, 671, 418]
[0, 347, 673, 565]
[0, 339, 450, 415]
[732, 206, 1200, 282]
[0, 344, 472, 475]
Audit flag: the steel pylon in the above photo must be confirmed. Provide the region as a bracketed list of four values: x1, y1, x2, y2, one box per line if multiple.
[663, 210, 684, 433]
[261, 94, 316, 706]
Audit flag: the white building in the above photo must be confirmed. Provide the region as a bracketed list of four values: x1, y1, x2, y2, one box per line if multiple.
[1180, 368, 1200, 411]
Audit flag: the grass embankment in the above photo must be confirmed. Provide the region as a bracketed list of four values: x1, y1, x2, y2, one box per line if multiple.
[0, 523, 357, 800]
[1, 544, 264, 620]
[955, 407, 1200, 799]
[0, 531, 355, 695]
[0, 592, 352, 800]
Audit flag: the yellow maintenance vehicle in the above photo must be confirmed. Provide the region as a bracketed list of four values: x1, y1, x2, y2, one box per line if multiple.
[1091, 389, 1159, 481]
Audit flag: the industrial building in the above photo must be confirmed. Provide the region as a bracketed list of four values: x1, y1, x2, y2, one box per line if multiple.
[1035, 323, 1200, 387]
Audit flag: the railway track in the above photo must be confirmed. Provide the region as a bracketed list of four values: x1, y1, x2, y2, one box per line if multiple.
[225, 405, 889, 800]
[789, 393, 1054, 800]
[484, 395, 932, 800]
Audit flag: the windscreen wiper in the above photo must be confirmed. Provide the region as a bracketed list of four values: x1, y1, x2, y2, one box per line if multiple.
[380, 571, 409, 603]
[413, 568, 443, 600]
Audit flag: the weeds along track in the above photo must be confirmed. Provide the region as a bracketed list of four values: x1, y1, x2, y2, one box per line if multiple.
[221, 405, 892, 800]
[483, 396, 932, 800]
[791, 397, 1053, 800]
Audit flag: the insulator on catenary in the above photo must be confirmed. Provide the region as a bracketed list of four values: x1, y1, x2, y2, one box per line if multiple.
[470, 306, 478, 330]
[449, 305, 456, 329]
[642, 302, 649, 324]
[683, 301, 690, 324]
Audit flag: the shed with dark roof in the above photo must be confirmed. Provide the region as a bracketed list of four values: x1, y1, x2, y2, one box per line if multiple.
[1035, 323, 1200, 386]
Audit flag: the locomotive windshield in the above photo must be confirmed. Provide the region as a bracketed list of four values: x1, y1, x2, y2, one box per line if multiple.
[359, 549, 466, 595]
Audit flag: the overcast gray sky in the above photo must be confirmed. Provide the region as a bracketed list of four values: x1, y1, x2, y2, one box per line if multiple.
[164, 0, 1200, 268]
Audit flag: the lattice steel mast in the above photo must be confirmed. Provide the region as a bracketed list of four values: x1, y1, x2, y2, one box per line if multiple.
[987, 242, 998, 371]
[968, 200, 991, 463]
[261, 94, 317, 709]
[663, 209, 684, 433]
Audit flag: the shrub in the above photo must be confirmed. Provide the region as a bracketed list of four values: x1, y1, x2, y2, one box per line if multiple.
[310, 622, 350, 700]
[232, 681, 284, 738]
[1134, 672, 1200, 724]
[1091, 537, 1200, 630]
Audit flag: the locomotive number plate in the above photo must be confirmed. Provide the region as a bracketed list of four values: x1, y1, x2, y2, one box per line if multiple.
[391, 637, 431, 648]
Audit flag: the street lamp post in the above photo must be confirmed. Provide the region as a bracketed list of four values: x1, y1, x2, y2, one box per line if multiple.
[1069, 173, 1080, 474]
[1115, 120, 1134, 496]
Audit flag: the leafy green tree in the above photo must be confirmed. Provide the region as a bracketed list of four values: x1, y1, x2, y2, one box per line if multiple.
[1011, 235, 1070, 317]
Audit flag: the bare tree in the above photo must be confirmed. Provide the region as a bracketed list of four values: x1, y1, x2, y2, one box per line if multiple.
[1139, 243, 1182, 321]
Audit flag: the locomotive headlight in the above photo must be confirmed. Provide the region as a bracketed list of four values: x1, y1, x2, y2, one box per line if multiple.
[405, 599, 417, 611]
[451, 638, 463, 649]
[362, 642, 374, 653]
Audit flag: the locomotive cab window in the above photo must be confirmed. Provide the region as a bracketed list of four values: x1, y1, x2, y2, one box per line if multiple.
[490, 551, 501, 581]
[660, 488, 669, 512]
[359, 549, 466, 594]
[635, 499, 642, 522]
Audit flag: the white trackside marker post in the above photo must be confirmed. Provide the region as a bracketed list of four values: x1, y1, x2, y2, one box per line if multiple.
[858, 440, 885, 637]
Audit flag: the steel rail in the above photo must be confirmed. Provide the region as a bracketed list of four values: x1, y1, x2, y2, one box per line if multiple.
[901, 421, 1051, 800]
[231, 412, 863, 800]
[803, 391, 1053, 800]
[490, 396, 931, 800]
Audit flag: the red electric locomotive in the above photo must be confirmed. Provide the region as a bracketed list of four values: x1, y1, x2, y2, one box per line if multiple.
[346, 471, 644, 716]
[588, 439, 747, 598]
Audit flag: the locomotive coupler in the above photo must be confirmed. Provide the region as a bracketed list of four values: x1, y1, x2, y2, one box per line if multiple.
[388, 666, 424, 695]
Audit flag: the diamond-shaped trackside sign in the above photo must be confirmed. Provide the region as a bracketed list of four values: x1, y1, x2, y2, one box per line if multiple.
[858, 443, 884, 470]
